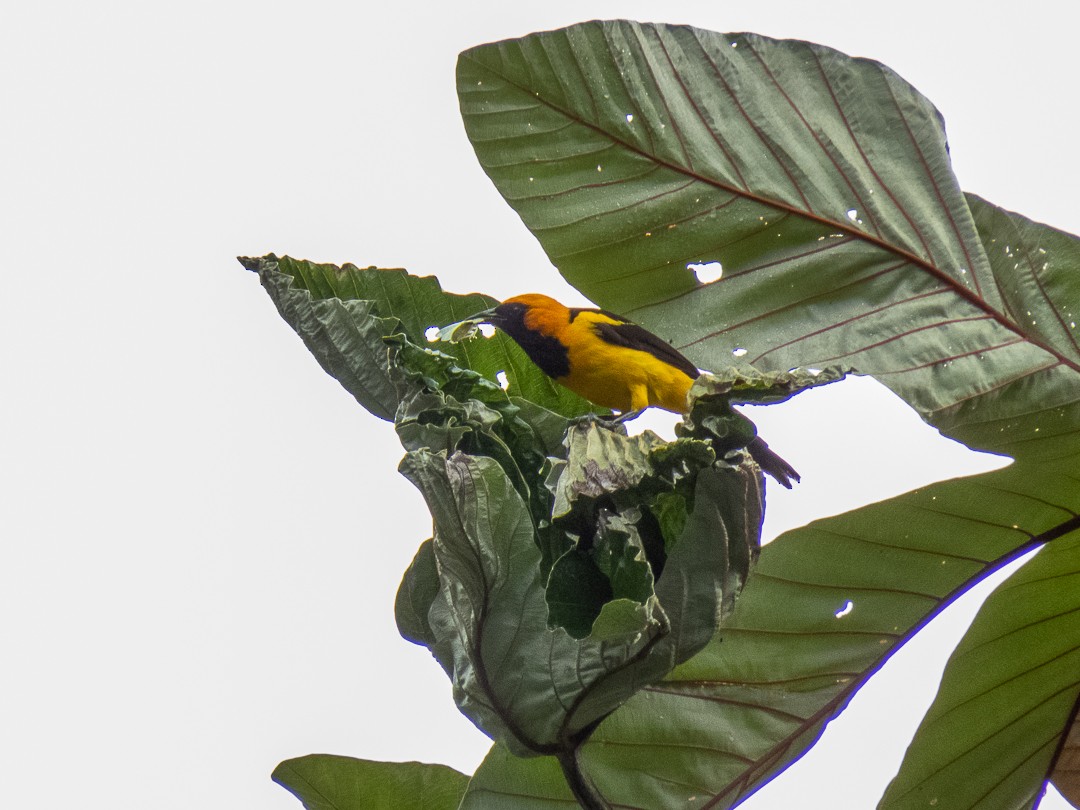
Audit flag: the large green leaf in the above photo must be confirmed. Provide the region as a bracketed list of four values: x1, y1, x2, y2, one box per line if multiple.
[271, 755, 469, 810]
[457, 22, 1080, 462]
[457, 20, 1080, 807]
[880, 533, 1080, 810]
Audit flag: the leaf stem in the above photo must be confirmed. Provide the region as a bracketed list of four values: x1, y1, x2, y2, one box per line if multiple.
[556, 748, 609, 810]
[1044, 689, 1080, 789]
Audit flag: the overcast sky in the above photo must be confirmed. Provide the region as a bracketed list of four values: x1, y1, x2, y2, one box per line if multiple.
[3, 2, 1076, 808]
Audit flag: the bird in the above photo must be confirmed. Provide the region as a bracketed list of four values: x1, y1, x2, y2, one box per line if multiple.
[474, 293, 800, 488]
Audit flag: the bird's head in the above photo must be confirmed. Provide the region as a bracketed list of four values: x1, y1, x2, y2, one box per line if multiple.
[470, 294, 572, 379]
[477, 294, 569, 338]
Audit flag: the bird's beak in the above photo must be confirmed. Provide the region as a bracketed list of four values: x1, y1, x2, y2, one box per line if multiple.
[471, 304, 500, 324]
[433, 304, 501, 344]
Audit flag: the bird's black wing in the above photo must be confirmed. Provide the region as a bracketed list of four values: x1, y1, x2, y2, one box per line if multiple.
[574, 308, 701, 380]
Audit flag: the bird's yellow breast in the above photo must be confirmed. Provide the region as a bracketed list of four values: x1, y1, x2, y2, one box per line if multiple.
[556, 312, 695, 414]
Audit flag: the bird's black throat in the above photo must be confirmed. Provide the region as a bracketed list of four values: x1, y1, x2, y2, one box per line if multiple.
[489, 302, 571, 379]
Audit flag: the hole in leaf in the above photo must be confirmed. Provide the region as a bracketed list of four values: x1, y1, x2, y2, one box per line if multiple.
[688, 261, 723, 283]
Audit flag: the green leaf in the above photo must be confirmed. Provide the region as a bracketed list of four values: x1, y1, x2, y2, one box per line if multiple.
[593, 512, 655, 605]
[540, 415, 760, 635]
[880, 531, 1080, 810]
[965, 194, 1080, 372]
[650, 491, 688, 552]
[243, 255, 402, 420]
[400, 448, 650, 755]
[459, 745, 574, 809]
[242, 254, 591, 419]
[271, 755, 468, 810]
[394, 539, 439, 647]
[398, 446, 756, 758]
[679, 366, 847, 456]
[691, 365, 850, 407]
[456, 22, 1080, 462]
[545, 548, 614, 639]
[933, 195, 1080, 460]
[457, 20, 981, 312]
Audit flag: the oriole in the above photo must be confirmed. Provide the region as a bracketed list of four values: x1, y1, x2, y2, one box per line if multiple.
[478, 293, 800, 488]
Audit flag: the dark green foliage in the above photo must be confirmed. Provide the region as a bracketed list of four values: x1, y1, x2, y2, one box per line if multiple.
[253, 17, 1080, 810]
[245, 255, 824, 769]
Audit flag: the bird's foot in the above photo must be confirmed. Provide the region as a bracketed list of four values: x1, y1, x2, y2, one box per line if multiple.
[611, 408, 645, 425]
[568, 410, 634, 432]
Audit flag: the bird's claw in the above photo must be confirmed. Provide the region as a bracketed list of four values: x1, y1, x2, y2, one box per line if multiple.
[566, 409, 645, 437]
[568, 410, 635, 431]
[611, 408, 645, 425]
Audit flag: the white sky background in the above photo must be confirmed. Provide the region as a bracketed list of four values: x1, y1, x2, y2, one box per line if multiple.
[2, 2, 1076, 808]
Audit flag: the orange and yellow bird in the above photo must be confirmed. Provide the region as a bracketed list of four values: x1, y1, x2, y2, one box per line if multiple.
[477, 293, 800, 488]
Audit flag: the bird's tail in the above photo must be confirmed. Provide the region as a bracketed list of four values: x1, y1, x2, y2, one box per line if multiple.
[746, 437, 800, 489]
